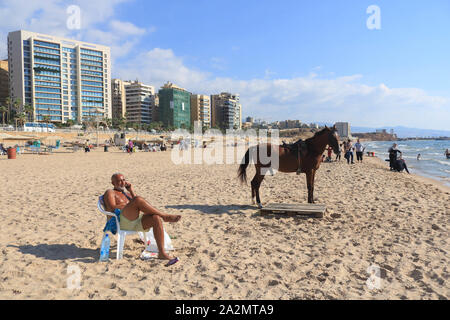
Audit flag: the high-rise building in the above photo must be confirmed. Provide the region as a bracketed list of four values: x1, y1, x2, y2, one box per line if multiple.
[158, 82, 191, 129]
[0, 60, 9, 118]
[335, 122, 351, 138]
[211, 92, 241, 130]
[124, 80, 156, 125]
[111, 79, 131, 120]
[7, 30, 111, 123]
[190, 94, 210, 128]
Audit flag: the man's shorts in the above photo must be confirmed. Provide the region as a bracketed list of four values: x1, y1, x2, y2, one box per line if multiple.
[119, 213, 151, 232]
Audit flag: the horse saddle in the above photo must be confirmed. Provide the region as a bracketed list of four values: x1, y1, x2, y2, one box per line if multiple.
[281, 140, 307, 156]
[282, 140, 307, 175]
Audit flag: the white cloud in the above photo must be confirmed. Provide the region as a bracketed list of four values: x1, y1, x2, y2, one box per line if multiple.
[109, 20, 147, 36]
[116, 48, 210, 87]
[0, 0, 144, 60]
[82, 20, 148, 59]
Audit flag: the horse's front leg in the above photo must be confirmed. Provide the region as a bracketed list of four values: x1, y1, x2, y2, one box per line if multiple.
[305, 170, 317, 204]
[310, 170, 316, 204]
[305, 171, 313, 204]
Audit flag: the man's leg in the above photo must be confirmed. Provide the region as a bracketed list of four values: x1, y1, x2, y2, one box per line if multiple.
[141, 214, 172, 259]
[121, 196, 181, 259]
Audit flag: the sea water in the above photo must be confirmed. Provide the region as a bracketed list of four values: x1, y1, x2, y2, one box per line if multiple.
[362, 140, 450, 187]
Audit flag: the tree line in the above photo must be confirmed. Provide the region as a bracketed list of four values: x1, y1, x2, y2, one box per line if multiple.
[0, 99, 226, 134]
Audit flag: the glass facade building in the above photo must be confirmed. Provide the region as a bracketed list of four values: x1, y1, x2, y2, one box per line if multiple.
[7, 30, 111, 123]
[158, 82, 191, 129]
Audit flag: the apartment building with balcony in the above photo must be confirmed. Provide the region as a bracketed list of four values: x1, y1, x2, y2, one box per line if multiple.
[124, 80, 156, 125]
[7, 30, 111, 123]
[111, 79, 131, 120]
[211, 92, 241, 130]
[190, 94, 210, 128]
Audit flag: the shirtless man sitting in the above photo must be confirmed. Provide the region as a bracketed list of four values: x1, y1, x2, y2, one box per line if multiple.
[104, 173, 181, 260]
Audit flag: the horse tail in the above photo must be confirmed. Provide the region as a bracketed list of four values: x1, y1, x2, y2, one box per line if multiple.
[238, 148, 251, 184]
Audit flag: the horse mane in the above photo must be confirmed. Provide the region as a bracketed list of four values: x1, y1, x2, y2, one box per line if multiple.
[294, 127, 330, 147]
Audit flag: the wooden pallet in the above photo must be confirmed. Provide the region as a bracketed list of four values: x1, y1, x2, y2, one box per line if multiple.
[260, 203, 326, 218]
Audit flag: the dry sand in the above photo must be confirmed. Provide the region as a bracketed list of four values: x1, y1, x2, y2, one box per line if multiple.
[0, 147, 448, 299]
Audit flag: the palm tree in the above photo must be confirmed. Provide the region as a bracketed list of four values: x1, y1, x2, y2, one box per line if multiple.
[24, 104, 33, 122]
[117, 116, 126, 132]
[16, 112, 27, 129]
[13, 98, 22, 114]
[104, 117, 112, 130]
[0, 105, 7, 126]
[4, 96, 12, 123]
[124, 112, 130, 129]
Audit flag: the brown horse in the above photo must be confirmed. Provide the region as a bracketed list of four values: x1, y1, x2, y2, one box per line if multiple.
[238, 126, 340, 207]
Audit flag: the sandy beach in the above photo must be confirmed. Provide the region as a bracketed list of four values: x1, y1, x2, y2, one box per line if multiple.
[0, 147, 448, 300]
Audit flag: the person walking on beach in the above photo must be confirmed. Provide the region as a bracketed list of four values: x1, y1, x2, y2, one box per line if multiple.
[445, 149, 450, 159]
[344, 139, 354, 164]
[335, 143, 342, 161]
[354, 139, 365, 163]
[103, 173, 181, 260]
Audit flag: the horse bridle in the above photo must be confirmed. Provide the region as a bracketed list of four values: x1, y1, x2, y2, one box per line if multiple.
[328, 130, 339, 153]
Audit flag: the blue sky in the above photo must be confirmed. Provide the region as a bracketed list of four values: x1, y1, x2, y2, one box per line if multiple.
[0, 0, 449, 130]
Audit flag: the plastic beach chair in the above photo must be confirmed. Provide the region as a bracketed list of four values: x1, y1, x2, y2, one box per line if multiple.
[97, 195, 147, 259]
[97, 195, 174, 259]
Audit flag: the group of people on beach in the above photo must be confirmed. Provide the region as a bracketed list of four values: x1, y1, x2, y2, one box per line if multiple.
[322, 138, 413, 175]
[124, 139, 169, 153]
[324, 138, 365, 164]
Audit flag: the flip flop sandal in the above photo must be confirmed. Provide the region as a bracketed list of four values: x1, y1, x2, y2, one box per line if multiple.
[165, 257, 179, 266]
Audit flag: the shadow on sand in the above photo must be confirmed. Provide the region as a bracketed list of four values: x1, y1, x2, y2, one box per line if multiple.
[165, 204, 257, 215]
[164, 204, 314, 220]
[8, 243, 99, 263]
